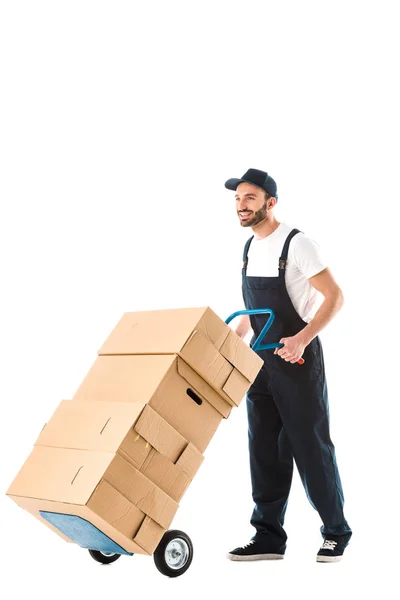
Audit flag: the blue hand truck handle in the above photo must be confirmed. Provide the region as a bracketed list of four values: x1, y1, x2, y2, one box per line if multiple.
[225, 308, 283, 352]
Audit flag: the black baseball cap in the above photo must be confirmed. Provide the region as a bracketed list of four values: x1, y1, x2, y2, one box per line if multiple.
[225, 168, 278, 200]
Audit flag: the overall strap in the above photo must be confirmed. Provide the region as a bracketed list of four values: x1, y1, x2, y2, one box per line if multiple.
[243, 236, 254, 271]
[279, 229, 301, 276]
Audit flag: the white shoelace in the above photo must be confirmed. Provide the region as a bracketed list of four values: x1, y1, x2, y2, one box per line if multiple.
[321, 540, 337, 550]
[242, 540, 256, 549]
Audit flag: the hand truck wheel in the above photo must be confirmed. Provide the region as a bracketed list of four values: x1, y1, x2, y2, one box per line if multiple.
[88, 549, 121, 564]
[153, 529, 193, 577]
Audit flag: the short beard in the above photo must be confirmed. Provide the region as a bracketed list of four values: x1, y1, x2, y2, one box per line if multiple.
[239, 200, 268, 227]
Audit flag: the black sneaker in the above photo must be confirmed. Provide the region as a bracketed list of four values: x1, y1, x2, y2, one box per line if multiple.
[316, 534, 352, 563]
[227, 539, 286, 561]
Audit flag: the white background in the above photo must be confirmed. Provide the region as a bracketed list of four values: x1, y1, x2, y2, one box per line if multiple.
[0, 1, 398, 598]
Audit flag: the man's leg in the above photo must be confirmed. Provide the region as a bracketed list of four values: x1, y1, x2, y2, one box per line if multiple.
[246, 369, 294, 549]
[272, 345, 352, 539]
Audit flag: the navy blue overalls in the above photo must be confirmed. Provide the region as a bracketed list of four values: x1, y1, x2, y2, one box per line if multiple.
[242, 228, 352, 549]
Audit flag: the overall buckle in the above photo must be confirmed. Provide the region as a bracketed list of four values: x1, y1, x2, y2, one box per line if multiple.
[279, 258, 287, 270]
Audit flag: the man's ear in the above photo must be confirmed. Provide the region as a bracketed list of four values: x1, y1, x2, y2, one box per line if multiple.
[268, 197, 277, 208]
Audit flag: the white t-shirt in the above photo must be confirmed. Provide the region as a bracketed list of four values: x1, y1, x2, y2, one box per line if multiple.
[245, 223, 327, 323]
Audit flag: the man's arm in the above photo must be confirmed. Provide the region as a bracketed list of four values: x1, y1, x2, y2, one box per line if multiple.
[299, 267, 344, 345]
[275, 267, 344, 363]
[233, 314, 252, 339]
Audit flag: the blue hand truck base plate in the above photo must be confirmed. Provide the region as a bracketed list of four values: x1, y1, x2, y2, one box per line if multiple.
[39, 511, 133, 555]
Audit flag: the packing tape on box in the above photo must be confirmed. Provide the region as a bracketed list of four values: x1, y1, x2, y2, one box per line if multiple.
[134, 433, 149, 448]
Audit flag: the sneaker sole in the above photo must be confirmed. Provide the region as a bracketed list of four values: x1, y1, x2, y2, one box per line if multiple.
[316, 555, 343, 563]
[227, 553, 284, 561]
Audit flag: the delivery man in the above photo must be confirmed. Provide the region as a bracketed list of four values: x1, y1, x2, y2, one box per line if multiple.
[225, 168, 352, 563]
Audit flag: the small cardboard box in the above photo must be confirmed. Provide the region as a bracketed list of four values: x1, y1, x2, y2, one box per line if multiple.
[97, 307, 263, 407]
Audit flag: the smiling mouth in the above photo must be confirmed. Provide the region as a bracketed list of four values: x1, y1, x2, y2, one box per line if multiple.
[239, 212, 251, 218]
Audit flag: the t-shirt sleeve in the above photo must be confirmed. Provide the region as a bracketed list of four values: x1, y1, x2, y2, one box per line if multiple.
[292, 234, 327, 279]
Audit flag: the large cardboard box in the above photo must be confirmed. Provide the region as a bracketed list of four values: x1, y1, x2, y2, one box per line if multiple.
[36, 400, 204, 501]
[97, 307, 264, 407]
[7, 445, 175, 555]
[72, 354, 233, 453]
[7, 400, 204, 554]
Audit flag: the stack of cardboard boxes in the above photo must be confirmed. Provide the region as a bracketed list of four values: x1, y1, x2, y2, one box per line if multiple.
[7, 307, 263, 556]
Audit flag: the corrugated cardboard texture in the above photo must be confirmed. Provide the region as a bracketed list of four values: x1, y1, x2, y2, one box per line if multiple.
[7, 447, 175, 555]
[140, 441, 204, 502]
[8, 446, 177, 529]
[219, 329, 264, 383]
[88, 481, 165, 553]
[222, 368, 252, 407]
[103, 453, 178, 529]
[118, 427, 152, 470]
[36, 400, 188, 469]
[98, 307, 209, 355]
[180, 331, 263, 407]
[176, 443, 204, 479]
[134, 516, 165, 555]
[72, 354, 225, 452]
[180, 330, 234, 400]
[196, 307, 231, 348]
[31, 399, 203, 505]
[36, 400, 147, 453]
[95, 307, 263, 406]
[140, 450, 190, 502]
[149, 358, 225, 452]
[89, 479, 145, 539]
[7, 446, 114, 504]
[72, 354, 176, 404]
[97, 307, 263, 395]
[177, 359, 231, 418]
[134, 405, 187, 462]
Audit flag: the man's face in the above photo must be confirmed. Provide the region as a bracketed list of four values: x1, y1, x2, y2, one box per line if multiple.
[235, 182, 268, 227]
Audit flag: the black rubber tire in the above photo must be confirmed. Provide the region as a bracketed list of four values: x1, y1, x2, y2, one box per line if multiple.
[88, 549, 121, 564]
[153, 530, 193, 577]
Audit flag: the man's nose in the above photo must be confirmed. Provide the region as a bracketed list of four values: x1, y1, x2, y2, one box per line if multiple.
[237, 199, 248, 211]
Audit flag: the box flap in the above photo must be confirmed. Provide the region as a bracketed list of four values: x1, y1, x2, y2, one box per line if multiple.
[118, 430, 152, 470]
[197, 307, 232, 348]
[74, 479, 145, 545]
[72, 354, 175, 404]
[140, 449, 190, 502]
[134, 405, 187, 463]
[7, 446, 113, 505]
[36, 400, 147, 452]
[134, 516, 165, 555]
[176, 442, 204, 478]
[219, 330, 264, 382]
[177, 358, 232, 418]
[104, 454, 178, 529]
[98, 308, 209, 355]
[180, 330, 233, 396]
[222, 368, 252, 407]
